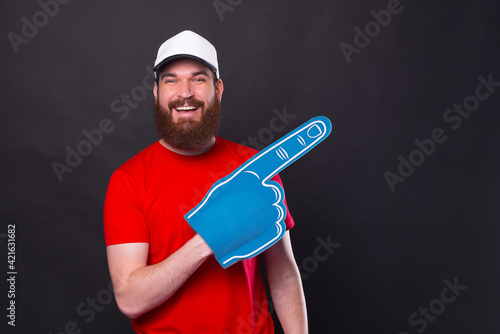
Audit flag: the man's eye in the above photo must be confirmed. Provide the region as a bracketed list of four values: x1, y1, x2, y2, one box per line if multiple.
[194, 78, 206, 83]
[162, 78, 176, 84]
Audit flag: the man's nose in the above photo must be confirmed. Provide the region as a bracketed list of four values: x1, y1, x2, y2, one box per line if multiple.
[177, 81, 193, 99]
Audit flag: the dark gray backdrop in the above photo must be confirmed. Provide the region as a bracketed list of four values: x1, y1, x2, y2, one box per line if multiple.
[1, 0, 499, 333]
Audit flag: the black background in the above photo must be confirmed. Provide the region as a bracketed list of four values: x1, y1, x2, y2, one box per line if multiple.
[1, 0, 500, 333]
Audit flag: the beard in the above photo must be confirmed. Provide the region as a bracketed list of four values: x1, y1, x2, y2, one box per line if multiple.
[154, 93, 221, 151]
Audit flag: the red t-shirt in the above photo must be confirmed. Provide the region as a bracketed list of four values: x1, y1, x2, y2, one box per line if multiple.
[104, 137, 294, 333]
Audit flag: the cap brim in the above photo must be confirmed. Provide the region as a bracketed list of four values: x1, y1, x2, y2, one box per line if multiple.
[154, 54, 218, 77]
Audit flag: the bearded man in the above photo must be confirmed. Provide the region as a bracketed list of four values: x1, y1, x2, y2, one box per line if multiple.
[104, 30, 308, 333]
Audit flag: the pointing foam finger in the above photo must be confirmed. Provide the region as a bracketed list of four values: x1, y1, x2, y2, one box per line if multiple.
[237, 116, 332, 181]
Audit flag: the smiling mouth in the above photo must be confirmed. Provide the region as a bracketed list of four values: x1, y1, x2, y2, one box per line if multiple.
[175, 106, 198, 112]
[174, 106, 201, 116]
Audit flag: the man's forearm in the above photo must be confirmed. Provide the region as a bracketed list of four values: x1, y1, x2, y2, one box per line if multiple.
[270, 269, 308, 334]
[263, 232, 308, 333]
[113, 234, 212, 319]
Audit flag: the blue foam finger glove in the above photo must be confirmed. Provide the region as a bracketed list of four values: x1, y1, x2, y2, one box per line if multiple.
[185, 116, 332, 268]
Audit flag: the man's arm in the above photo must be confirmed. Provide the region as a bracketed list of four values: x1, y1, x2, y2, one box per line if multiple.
[106, 234, 212, 319]
[263, 231, 308, 333]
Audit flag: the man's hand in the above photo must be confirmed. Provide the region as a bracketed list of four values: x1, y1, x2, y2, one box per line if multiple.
[185, 116, 332, 268]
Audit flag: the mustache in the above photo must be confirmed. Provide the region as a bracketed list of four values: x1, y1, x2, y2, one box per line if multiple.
[168, 97, 204, 110]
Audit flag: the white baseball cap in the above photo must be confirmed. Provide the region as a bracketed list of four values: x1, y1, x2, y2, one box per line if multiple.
[153, 30, 220, 79]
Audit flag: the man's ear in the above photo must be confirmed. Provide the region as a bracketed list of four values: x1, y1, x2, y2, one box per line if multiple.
[216, 79, 224, 102]
[153, 82, 158, 102]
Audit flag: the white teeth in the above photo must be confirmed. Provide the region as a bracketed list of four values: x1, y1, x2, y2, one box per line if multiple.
[176, 106, 197, 111]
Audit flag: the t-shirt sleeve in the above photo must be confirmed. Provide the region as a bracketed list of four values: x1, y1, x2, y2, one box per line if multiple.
[103, 169, 150, 246]
[270, 173, 295, 230]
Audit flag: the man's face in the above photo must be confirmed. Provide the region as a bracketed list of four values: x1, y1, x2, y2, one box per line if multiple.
[153, 58, 224, 151]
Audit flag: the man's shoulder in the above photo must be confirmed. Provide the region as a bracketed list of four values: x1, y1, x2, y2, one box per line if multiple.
[113, 141, 159, 175]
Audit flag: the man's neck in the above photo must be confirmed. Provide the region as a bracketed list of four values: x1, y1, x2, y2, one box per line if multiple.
[159, 136, 216, 156]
